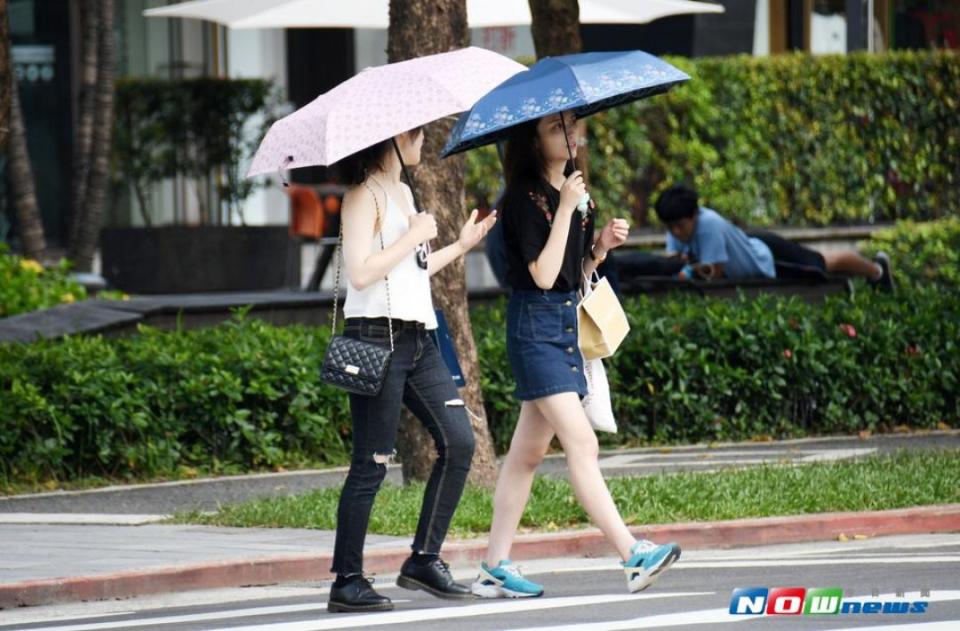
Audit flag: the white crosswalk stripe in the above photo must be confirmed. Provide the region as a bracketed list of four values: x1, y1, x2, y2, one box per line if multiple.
[508, 591, 960, 631]
[216, 592, 710, 631]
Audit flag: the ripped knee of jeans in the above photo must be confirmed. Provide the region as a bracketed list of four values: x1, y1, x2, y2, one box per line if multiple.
[447, 399, 486, 425]
[372, 449, 397, 466]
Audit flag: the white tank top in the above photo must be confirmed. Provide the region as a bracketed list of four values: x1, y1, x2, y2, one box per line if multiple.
[342, 187, 438, 329]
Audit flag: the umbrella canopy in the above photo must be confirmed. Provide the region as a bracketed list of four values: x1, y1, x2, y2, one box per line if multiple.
[246, 46, 525, 177]
[144, 0, 724, 29]
[442, 50, 689, 158]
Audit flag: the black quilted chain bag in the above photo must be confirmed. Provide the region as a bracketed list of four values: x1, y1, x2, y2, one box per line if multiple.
[320, 183, 395, 396]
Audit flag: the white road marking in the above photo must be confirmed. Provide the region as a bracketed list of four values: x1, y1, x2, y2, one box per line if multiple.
[598, 448, 876, 469]
[0, 586, 327, 627]
[7, 604, 326, 631]
[11, 600, 410, 631]
[215, 592, 711, 631]
[799, 448, 877, 462]
[600, 459, 788, 468]
[833, 623, 960, 630]
[509, 591, 960, 631]
[0, 513, 168, 525]
[511, 606, 750, 630]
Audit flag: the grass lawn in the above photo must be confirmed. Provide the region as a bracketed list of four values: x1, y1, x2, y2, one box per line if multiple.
[172, 449, 960, 537]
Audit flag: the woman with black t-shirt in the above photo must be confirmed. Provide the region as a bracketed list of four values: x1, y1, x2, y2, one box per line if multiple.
[470, 111, 681, 599]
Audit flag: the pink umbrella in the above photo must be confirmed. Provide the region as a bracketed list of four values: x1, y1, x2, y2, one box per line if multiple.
[247, 46, 525, 177]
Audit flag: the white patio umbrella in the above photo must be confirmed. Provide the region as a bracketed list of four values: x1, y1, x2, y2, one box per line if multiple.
[144, 0, 724, 30]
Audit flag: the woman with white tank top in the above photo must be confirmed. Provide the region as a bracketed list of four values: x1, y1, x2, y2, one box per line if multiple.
[327, 126, 497, 614]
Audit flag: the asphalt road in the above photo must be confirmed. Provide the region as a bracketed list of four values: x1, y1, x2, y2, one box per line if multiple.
[3, 534, 958, 631]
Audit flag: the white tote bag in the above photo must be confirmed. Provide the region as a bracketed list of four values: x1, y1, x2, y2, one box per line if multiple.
[578, 272, 617, 433]
[581, 352, 617, 433]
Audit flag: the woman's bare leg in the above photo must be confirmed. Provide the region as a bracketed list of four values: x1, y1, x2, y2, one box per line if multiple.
[533, 392, 635, 560]
[484, 401, 555, 566]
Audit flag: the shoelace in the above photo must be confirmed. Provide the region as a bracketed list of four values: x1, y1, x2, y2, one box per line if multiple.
[501, 563, 527, 579]
[339, 574, 378, 590]
[632, 539, 659, 555]
[433, 557, 453, 578]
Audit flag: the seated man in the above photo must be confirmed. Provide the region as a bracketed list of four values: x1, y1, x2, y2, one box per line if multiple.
[654, 185, 894, 291]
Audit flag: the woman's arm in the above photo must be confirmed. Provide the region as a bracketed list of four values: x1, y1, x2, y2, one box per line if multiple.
[528, 207, 575, 289]
[581, 239, 605, 279]
[427, 209, 498, 277]
[341, 186, 436, 290]
[582, 218, 629, 279]
[527, 171, 584, 290]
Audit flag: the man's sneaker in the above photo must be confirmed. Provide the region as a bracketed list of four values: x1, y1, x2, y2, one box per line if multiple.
[471, 560, 543, 598]
[397, 554, 473, 600]
[622, 539, 681, 593]
[872, 251, 895, 292]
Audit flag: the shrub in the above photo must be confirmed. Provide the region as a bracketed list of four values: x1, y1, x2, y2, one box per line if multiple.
[0, 245, 87, 318]
[0, 315, 349, 484]
[466, 51, 960, 228]
[477, 288, 959, 451]
[3, 289, 957, 486]
[860, 217, 960, 289]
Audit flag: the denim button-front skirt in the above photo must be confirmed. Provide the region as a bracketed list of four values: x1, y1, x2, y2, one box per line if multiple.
[506, 289, 587, 401]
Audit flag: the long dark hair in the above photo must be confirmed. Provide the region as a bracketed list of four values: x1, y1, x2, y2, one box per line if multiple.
[334, 139, 392, 186]
[502, 119, 546, 190]
[334, 126, 425, 187]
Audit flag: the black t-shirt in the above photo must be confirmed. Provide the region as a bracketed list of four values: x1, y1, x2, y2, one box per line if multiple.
[502, 176, 595, 292]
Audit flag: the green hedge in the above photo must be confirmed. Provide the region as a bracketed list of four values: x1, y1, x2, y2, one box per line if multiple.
[467, 51, 960, 227]
[476, 288, 959, 451]
[0, 315, 350, 484]
[859, 217, 960, 289]
[3, 288, 957, 486]
[0, 245, 87, 318]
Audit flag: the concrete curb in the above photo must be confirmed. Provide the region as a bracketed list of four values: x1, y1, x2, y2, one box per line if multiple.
[3, 504, 959, 609]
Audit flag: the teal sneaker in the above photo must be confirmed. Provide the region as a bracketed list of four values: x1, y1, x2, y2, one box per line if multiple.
[471, 560, 543, 598]
[622, 539, 681, 592]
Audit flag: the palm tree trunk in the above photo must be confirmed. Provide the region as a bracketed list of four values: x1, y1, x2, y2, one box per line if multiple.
[69, 0, 115, 272]
[69, 0, 99, 247]
[7, 67, 46, 260]
[388, 0, 498, 488]
[0, 0, 11, 150]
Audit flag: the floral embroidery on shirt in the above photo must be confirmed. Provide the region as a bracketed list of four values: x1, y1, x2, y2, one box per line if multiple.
[528, 190, 553, 224]
[527, 190, 593, 229]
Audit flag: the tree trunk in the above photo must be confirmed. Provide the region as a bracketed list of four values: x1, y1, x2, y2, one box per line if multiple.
[529, 0, 582, 58]
[528, 0, 590, 183]
[69, 0, 115, 271]
[0, 0, 11, 150]
[69, 0, 98, 247]
[388, 0, 498, 488]
[7, 67, 46, 260]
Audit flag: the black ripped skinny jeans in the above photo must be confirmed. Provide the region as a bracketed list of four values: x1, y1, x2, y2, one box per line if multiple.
[330, 317, 475, 575]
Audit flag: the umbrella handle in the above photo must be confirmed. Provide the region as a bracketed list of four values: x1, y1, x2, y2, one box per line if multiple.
[391, 138, 423, 214]
[390, 138, 430, 270]
[559, 116, 590, 211]
[559, 114, 576, 176]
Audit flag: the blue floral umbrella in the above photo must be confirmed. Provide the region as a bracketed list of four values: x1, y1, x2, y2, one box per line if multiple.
[441, 50, 689, 158]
